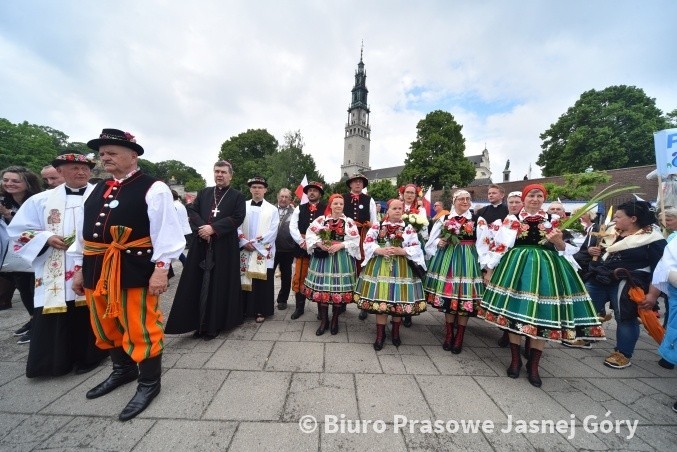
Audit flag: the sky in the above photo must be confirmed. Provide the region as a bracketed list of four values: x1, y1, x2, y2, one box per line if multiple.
[1, 0, 675, 186]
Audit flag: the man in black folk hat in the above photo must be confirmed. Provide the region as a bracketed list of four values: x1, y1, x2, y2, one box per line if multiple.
[238, 176, 279, 323]
[342, 173, 377, 320]
[9, 151, 106, 378]
[289, 181, 326, 319]
[165, 160, 246, 337]
[71, 129, 185, 421]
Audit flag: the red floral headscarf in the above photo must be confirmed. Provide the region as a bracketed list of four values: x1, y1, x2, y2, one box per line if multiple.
[324, 194, 344, 216]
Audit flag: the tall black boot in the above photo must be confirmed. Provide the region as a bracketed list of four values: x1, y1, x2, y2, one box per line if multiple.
[86, 348, 139, 400]
[391, 320, 402, 347]
[526, 348, 543, 388]
[316, 304, 329, 336]
[330, 305, 341, 335]
[119, 354, 162, 421]
[373, 324, 386, 351]
[290, 293, 306, 320]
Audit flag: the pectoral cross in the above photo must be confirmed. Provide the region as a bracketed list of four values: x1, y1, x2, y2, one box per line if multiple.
[211, 207, 220, 217]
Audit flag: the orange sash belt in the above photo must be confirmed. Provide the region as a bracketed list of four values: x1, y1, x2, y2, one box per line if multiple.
[84, 225, 152, 319]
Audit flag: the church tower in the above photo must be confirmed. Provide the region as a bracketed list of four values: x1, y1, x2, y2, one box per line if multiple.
[340, 46, 371, 180]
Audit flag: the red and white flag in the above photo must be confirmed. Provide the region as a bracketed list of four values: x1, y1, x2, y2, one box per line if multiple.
[295, 175, 308, 205]
[423, 186, 432, 217]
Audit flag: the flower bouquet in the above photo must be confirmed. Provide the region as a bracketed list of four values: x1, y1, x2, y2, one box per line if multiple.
[401, 212, 428, 234]
[440, 216, 474, 246]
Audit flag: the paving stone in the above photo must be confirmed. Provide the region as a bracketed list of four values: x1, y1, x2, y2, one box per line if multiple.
[133, 420, 237, 451]
[0, 360, 24, 386]
[230, 422, 318, 451]
[204, 339, 273, 370]
[141, 369, 228, 419]
[325, 343, 382, 373]
[283, 372, 358, 422]
[0, 369, 97, 414]
[423, 346, 499, 376]
[204, 370, 290, 420]
[378, 355, 407, 374]
[251, 319, 304, 341]
[356, 374, 432, 421]
[265, 341, 324, 372]
[35, 415, 154, 451]
[174, 352, 213, 368]
[300, 322, 349, 343]
[473, 376, 572, 423]
[632, 425, 677, 452]
[417, 375, 507, 422]
[0, 415, 72, 452]
[321, 427, 406, 451]
[0, 413, 27, 442]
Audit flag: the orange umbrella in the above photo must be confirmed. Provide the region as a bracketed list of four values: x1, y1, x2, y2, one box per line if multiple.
[615, 269, 664, 344]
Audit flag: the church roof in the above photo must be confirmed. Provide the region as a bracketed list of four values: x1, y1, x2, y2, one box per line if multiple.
[467, 177, 493, 186]
[363, 165, 404, 180]
[468, 155, 483, 165]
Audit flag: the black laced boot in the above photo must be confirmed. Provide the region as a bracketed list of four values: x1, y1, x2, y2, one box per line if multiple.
[442, 321, 454, 351]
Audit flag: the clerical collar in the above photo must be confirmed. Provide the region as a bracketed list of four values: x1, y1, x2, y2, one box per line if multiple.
[65, 185, 87, 196]
[251, 200, 263, 207]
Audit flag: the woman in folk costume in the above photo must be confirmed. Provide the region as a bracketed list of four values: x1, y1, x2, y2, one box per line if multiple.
[303, 194, 360, 335]
[399, 183, 429, 328]
[354, 199, 427, 350]
[424, 190, 489, 354]
[478, 184, 605, 388]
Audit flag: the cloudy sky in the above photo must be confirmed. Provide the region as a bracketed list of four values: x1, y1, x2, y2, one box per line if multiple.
[1, 0, 675, 186]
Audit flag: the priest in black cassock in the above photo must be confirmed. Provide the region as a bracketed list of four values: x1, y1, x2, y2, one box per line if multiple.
[165, 160, 246, 340]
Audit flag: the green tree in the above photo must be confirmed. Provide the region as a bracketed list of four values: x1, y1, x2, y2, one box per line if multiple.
[155, 159, 206, 189]
[398, 110, 475, 190]
[543, 171, 611, 200]
[537, 85, 670, 176]
[218, 129, 279, 191]
[137, 158, 159, 179]
[367, 179, 398, 202]
[264, 130, 325, 201]
[666, 108, 677, 128]
[438, 186, 453, 210]
[0, 119, 61, 172]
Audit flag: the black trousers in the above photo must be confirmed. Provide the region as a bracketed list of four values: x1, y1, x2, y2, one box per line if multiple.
[0, 272, 34, 315]
[273, 251, 294, 304]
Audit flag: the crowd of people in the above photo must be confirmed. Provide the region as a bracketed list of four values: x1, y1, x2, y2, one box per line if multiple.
[2, 132, 677, 419]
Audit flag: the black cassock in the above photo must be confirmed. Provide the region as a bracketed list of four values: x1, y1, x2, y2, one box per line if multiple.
[165, 186, 246, 336]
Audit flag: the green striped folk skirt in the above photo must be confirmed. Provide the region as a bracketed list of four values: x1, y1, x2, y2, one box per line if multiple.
[423, 242, 484, 316]
[478, 245, 605, 343]
[303, 250, 356, 304]
[354, 255, 427, 316]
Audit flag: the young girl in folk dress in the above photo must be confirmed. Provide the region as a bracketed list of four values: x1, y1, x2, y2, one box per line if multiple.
[478, 184, 605, 388]
[424, 190, 488, 354]
[303, 194, 361, 335]
[354, 199, 427, 350]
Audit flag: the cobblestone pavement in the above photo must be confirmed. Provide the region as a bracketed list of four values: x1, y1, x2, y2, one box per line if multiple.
[1, 263, 676, 451]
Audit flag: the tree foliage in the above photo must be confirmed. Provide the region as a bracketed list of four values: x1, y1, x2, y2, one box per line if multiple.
[263, 130, 325, 201]
[537, 85, 670, 176]
[218, 129, 279, 191]
[0, 119, 61, 173]
[398, 110, 475, 190]
[367, 179, 398, 202]
[543, 171, 612, 200]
